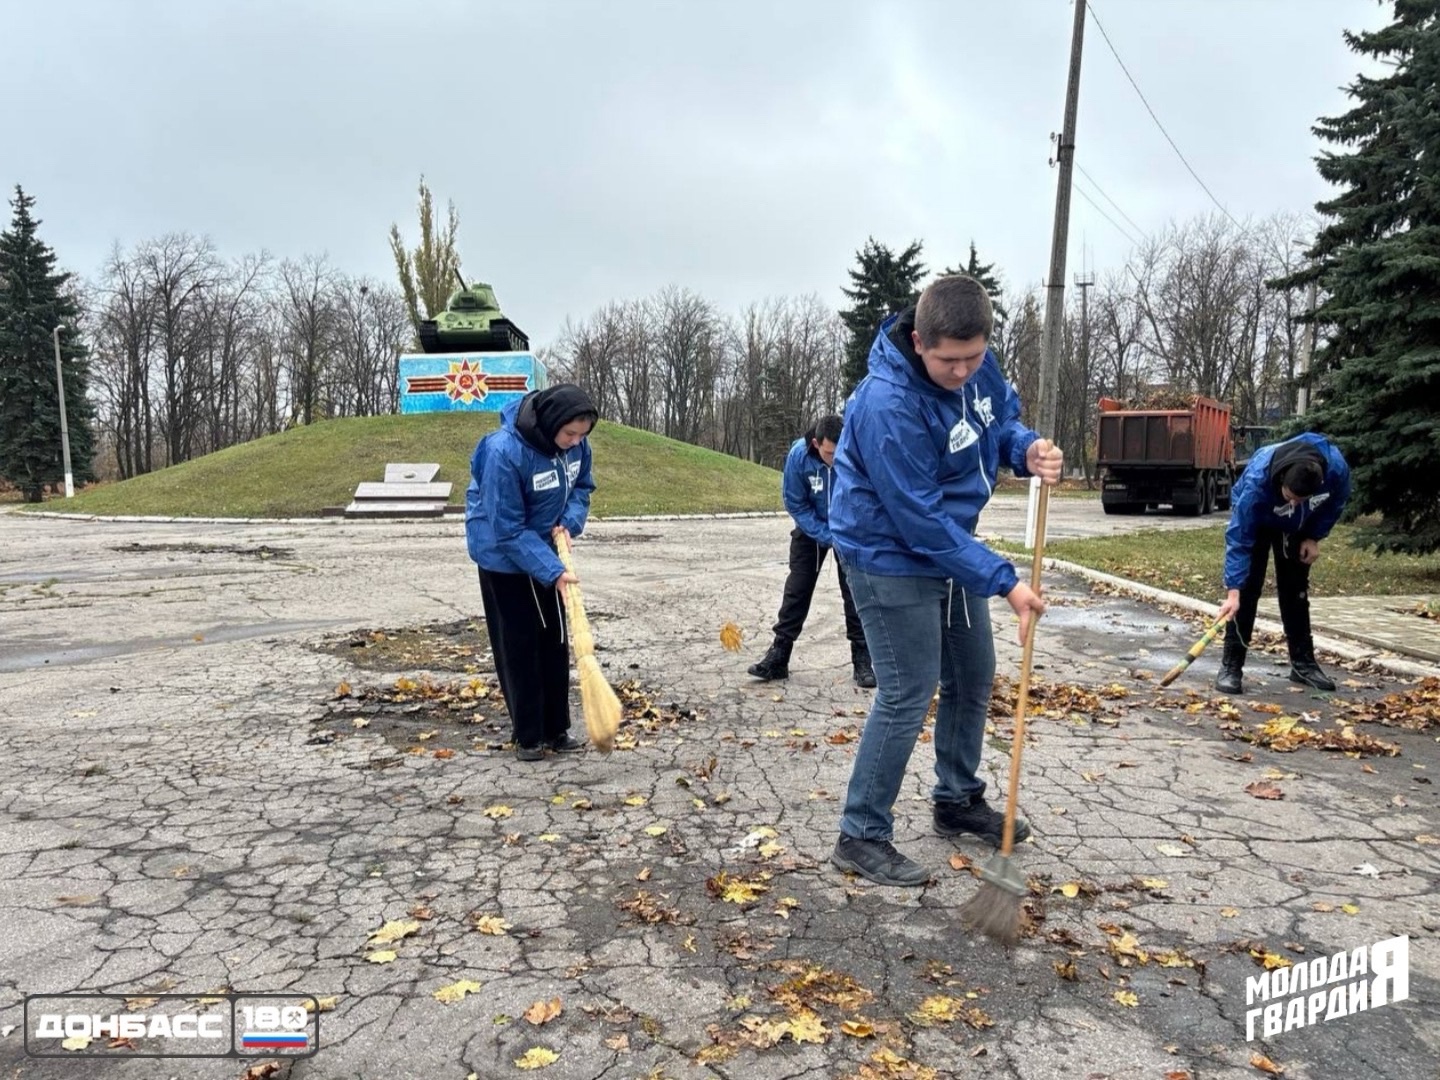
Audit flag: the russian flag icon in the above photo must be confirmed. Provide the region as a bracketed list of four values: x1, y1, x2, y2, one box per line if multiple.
[241, 1031, 309, 1049]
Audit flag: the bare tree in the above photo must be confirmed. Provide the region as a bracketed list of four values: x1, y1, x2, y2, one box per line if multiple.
[389, 175, 462, 339]
[278, 254, 340, 426]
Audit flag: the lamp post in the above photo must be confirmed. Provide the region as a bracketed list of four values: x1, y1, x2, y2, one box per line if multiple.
[53, 325, 74, 497]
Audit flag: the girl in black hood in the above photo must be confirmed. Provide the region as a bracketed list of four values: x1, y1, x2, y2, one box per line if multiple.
[464, 382, 599, 760]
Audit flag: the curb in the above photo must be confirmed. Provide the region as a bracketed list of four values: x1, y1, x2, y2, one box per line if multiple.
[1042, 556, 1440, 679]
[11, 509, 790, 526]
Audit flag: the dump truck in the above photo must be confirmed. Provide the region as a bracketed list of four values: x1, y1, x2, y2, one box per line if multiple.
[417, 269, 530, 354]
[1095, 395, 1236, 516]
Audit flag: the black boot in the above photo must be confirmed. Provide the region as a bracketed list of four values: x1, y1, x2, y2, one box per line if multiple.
[851, 641, 876, 688]
[1215, 642, 1245, 695]
[1289, 649, 1336, 691]
[747, 639, 792, 681]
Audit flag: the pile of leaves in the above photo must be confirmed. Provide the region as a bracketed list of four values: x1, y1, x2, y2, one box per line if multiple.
[699, 959, 966, 1077]
[1339, 677, 1440, 731]
[1239, 713, 1401, 756]
[1400, 600, 1439, 622]
[312, 673, 698, 756]
[317, 618, 492, 673]
[988, 676, 1131, 724]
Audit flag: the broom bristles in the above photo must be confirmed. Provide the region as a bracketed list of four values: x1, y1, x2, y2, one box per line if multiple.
[577, 654, 620, 753]
[958, 883, 1024, 945]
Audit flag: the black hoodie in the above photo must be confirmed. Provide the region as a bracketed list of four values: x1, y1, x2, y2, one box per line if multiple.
[1266, 439, 1327, 498]
[886, 306, 946, 390]
[514, 384, 599, 456]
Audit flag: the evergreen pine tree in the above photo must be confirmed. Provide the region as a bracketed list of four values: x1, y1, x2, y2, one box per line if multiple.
[0, 186, 96, 501]
[1275, 0, 1440, 553]
[838, 238, 926, 398]
[940, 241, 1009, 333]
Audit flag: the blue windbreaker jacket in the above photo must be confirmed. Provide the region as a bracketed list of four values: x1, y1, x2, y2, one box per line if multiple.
[464, 399, 595, 582]
[782, 436, 835, 546]
[830, 312, 1039, 597]
[1223, 433, 1351, 588]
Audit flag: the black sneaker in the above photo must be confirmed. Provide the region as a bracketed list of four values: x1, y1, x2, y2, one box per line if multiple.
[515, 745, 544, 762]
[934, 799, 1031, 846]
[546, 734, 583, 752]
[830, 835, 932, 887]
[1289, 660, 1336, 692]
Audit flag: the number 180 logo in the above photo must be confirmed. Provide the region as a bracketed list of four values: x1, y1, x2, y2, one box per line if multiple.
[25, 992, 321, 1059]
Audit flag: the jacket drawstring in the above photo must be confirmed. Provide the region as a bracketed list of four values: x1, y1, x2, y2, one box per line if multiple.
[961, 587, 972, 629]
[555, 590, 566, 644]
[529, 579, 547, 629]
[946, 579, 954, 627]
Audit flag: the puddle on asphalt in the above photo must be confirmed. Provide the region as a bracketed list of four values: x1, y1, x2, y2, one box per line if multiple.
[0, 619, 350, 673]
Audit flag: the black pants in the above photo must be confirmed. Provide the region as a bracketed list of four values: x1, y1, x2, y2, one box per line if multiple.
[1223, 527, 1315, 663]
[478, 568, 571, 749]
[772, 529, 865, 647]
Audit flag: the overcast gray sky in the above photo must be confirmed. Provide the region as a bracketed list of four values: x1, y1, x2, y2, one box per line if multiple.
[1, 0, 1390, 347]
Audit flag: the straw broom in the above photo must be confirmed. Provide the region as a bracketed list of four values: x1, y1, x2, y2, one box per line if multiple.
[1158, 615, 1230, 688]
[555, 533, 622, 753]
[958, 482, 1050, 945]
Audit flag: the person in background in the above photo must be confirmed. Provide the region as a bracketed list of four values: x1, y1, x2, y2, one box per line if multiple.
[748, 414, 875, 688]
[1215, 433, 1351, 695]
[465, 384, 599, 760]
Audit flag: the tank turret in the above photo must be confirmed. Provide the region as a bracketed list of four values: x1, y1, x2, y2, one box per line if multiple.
[417, 269, 530, 353]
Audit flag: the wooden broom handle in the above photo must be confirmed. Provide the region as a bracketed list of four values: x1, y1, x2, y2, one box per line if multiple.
[1000, 482, 1049, 858]
[554, 531, 587, 626]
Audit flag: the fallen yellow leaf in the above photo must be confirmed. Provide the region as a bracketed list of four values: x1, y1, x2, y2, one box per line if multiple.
[624, 796, 647, 806]
[1059, 882, 1080, 898]
[720, 622, 743, 652]
[433, 979, 483, 1004]
[643, 825, 668, 837]
[1220, 907, 1240, 918]
[1113, 990, 1139, 1007]
[367, 919, 422, 945]
[1250, 1051, 1285, 1075]
[474, 915, 511, 935]
[840, 1019, 876, 1038]
[364, 950, 397, 964]
[514, 1046, 559, 1069]
[1341, 903, 1360, 915]
[482, 804, 514, 819]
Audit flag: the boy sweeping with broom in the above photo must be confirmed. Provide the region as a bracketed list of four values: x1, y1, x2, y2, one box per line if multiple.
[828, 275, 1063, 888]
[465, 384, 600, 761]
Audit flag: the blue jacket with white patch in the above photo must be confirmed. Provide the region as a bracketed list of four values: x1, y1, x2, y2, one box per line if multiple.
[830, 310, 1039, 598]
[782, 436, 835, 546]
[464, 398, 595, 583]
[1223, 433, 1351, 589]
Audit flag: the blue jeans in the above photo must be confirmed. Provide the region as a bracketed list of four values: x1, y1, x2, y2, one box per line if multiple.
[837, 563, 996, 840]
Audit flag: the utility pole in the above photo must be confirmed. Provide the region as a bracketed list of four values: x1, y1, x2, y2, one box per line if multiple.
[1036, 0, 1087, 443]
[52, 325, 74, 498]
[1075, 273, 1094, 486]
[1297, 278, 1317, 416]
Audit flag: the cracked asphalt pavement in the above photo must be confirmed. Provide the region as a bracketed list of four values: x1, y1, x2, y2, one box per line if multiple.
[0, 504, 1435, 1080]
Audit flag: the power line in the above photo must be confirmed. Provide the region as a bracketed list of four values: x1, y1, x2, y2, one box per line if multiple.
[1072, 176, 1141, 248]
[1086, 2, 1244, 231]
[1075, 162, 1146, 238]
